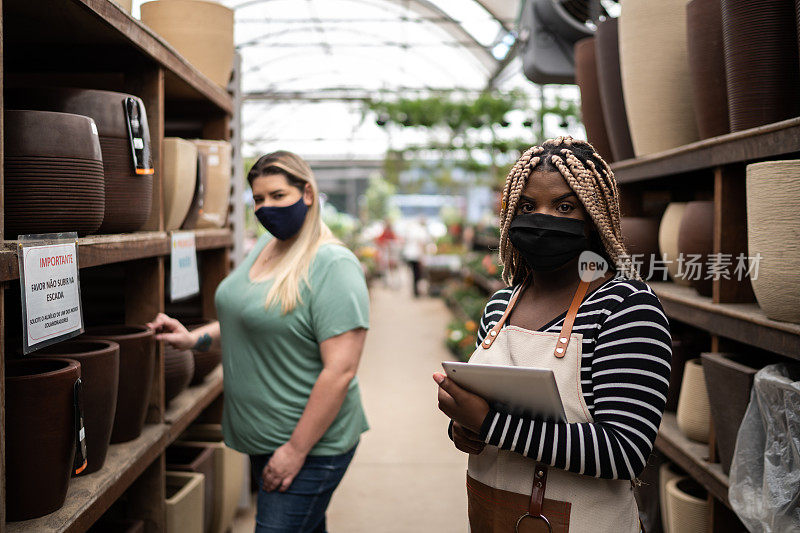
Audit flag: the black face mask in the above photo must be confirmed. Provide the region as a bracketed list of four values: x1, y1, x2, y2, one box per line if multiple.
[509, 213, 589, 272]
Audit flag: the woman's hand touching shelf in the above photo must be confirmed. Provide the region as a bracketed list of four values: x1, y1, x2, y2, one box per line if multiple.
[146, 313, 196, 350]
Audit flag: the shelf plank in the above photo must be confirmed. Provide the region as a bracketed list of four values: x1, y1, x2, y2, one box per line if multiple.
[7, 424, 168, 533]
[612, 117, 800, 183]
[655, 413, 730, 508]
[195, 228, 234, 252]
[164, 366, 223, 443]
[651, 282, 800, 359]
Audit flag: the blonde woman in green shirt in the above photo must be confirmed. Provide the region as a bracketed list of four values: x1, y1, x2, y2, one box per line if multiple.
[148, 151, 370, 533]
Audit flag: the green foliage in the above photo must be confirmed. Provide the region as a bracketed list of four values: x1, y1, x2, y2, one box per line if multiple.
[363, 174, 397, 222]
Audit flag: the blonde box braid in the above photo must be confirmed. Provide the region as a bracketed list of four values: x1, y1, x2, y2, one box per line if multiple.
[498, 136, 640, 285]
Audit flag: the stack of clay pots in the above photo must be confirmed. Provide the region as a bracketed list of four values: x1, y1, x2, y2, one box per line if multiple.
[167, 443, 216, 533]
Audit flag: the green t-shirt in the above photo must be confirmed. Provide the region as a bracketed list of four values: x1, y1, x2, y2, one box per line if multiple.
[215, 236, 370, 456]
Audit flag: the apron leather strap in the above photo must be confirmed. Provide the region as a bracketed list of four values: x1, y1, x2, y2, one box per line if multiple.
[530, 463, 548, 516]
[481, 281, 528, 349]
[553, 279, 590, 358]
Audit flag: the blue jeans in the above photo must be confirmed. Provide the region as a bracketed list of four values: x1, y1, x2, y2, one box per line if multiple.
[249, 443, 357, 533]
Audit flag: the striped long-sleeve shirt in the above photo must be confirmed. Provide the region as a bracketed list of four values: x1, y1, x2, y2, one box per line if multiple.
[474, 277, 671, 480]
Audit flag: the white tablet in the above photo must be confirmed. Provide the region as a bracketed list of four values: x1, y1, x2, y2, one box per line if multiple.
[441, 361, 566, 422]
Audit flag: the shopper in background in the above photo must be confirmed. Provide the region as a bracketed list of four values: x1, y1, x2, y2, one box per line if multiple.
[148, 151, 369, 533]
[402, 216, 432, 297]
[434, 137, 671, 532]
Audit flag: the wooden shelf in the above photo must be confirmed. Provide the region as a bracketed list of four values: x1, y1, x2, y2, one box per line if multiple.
[656, 413, 730, 509]
[612, 117, 800, 183]
[164, 365, 223, 442]
[650, 282, 800, 359]
[0, 229, 233, 283]
[7, 424, 168, 533]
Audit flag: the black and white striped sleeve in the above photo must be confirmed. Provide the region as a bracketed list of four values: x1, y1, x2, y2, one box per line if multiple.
[476, 287, 514, 349]
[478, 288, 671, 480]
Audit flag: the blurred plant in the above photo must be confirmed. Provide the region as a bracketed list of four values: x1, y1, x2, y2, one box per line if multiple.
[363, 174, 397, 222]
[322, 203, 359, 247]
[446, 319, 478, 361]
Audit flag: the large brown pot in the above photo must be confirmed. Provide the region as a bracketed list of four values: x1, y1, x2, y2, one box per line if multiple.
[83, 325, 155, 443]
[575, 37, 614, 163]
[621, 217, 660, 280]
[686, 0, 730, 139]
[6, 358, 80, 521]
[183, 317, 222, 385]
[35, 340, 120, 475]
[6, 88, 154, 233]
[658, 203, 691, 287]
[721, 0, 800, 131]
[3, 110, 105, 237]
[595, 17, 635, 162]
[677, 201, 714, 296]
[165, 345, 195, 404]
[167, 443, 216, 533]
[746, 161, 800, 323]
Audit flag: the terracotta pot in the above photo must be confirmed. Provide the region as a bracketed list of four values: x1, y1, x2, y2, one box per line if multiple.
[179, 424, 245, 533]
[676, 359, 711, 443]
[5, 358, 80, 521]
[746, 161, 800, 323]
[182, 153, 207, 230]
[141, 0, 234, 88]
[192, 140, 232, 229]
[167, 444, 216, 533]
[659, 463, 685, 533]
[595, 17, 635, 162]
[83, 325, 155, 443]
[5, 88, 153, 233]
[619, 0, 699, 156]
[4, 110, 105, 237]
[666, 477, 709, 533]
[183, 318, 222, 384]
[658, 203, 691, 286]
[721, 0, 800, 131]
[677, 201, 715, 296]
[574, 37, 614, 163]
[165, 345, 195, 404]
[166, 472, 205, 533]
[686, 0, 730, 139]
[35, 340, 120, 475]
[160, 138, 197, 231]
[621, 217, 660, 281]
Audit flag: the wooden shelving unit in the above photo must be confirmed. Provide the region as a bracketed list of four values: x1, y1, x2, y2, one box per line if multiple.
[1, 0, 240, 531]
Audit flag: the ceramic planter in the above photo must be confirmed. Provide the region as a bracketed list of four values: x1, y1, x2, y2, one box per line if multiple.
[167, 444, 216, 533]
[621, 217, 660, 280]
[6, 88, 153, 233]
[83, 325, 155, 443]
[182, 153, 207, 230]
[666, 325, 707, 412]
[162, 138, 198, 231]
[166, 472, 205, 533]
[4, 110, 105, 237]
[746, 161, 800, 323]
[595, 17, 635, 162]
[658, 203, 691, 286]
[165, 345, 195, 404]
[619, 0, 699, 156]
[687, 0, 730, 139]
[183, 317, 222, 384]
[676, 359, 711, 443]
[5, 358, 80, 521]
[659, 463, 685, 533]
[35, 340, 120, 475]
[574, 37, 614, 162]
[179, 424, 245, 533]
[192, 140, 232, 229]
[666, 477, 709, 533]
[141, 0, 234, 87]
[721, 0, 800, 131]
[677, 201, 714, 297]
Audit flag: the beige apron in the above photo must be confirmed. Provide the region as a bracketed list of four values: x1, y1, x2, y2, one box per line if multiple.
[466, 279, 640, 533]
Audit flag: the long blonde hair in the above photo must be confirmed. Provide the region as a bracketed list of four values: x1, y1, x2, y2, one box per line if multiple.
[498, 136, 639, 285]
[248, 151, 339, 313]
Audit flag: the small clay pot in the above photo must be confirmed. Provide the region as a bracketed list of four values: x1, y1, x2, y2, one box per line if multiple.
[183, 317, 222, 385]
[575, 37, 615, 163]
[621, 217, 661, 280]
[666, 477, 709, 533]
[595, 17, 635, 162]
[6, 357, 80, 521]
[165, 345, 195, 404]
[659, 463, 685, 533]
[677, 201, 715, 296]
[658, 203, 692, 286]
[676, 359, 711, 443]
[166, 443, 216, 533]
[35, 340, 120, 475]
[83, 325, 155, 443]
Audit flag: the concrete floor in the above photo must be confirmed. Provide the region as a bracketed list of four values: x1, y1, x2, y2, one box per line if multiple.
[233, 275, 468, 532]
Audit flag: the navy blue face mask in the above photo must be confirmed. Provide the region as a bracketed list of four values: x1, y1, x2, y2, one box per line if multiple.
[255, 197, 309, 240]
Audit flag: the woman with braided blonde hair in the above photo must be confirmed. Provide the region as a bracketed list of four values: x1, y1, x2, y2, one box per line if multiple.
[434, 137, 671, 532]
